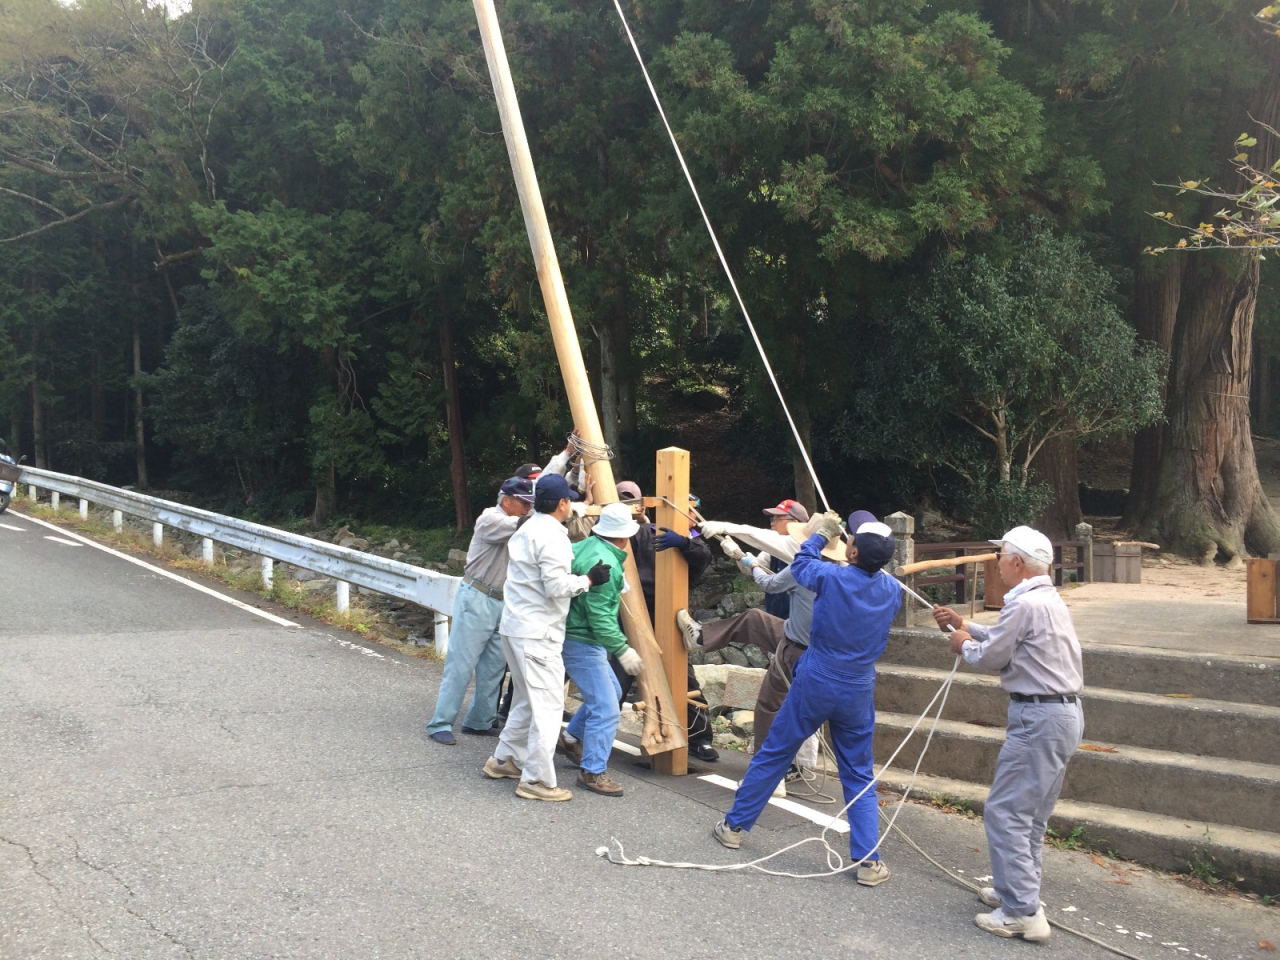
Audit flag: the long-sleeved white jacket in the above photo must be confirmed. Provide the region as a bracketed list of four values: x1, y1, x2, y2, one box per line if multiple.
[499, 511, 592, 640]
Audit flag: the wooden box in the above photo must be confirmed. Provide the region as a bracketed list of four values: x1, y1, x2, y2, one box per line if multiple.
[1245, 558, 1280, 624]
[1094, 543, 1142, 583]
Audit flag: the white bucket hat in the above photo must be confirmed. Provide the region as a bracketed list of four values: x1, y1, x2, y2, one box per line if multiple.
[594, 501, 641, 539]
[990, 525, 1053, 565]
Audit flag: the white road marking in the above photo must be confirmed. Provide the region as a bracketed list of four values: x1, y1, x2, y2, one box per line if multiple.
[44, 536, 83, 546]
[697, 772, 850, 834]
[13, 510, 298, 628]
[0, 522, 25, 531]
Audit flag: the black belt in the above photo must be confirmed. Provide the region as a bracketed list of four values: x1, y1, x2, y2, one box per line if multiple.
[1010, 693, 1078, 704]
[463, 577, 504, 601]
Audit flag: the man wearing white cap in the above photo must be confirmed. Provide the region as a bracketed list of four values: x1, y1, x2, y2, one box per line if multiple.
[559, 502, 645, 796]
[933, 525, 1084, 943]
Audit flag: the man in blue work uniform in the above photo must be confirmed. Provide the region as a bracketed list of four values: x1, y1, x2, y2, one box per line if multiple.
[712, 511, 901, 887]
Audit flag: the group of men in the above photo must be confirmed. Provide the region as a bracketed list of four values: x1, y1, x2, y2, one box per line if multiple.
[426, 456, 1085, 943]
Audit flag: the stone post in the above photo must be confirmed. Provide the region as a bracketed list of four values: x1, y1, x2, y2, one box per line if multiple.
[886, 511, 915, 627]
[1075, 521, 1094, 584]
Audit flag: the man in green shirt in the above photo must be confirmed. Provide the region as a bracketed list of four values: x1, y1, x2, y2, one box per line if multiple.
[560, 502, 645, 796]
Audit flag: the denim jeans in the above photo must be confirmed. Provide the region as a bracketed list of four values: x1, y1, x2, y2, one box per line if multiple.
[426, 582, 507, 735]
[726, 658, 881, 863]
[562, 640, 622, 774]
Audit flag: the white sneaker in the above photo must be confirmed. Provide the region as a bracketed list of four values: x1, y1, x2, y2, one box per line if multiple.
[974, 906, 1051, 942]
[771, 780, 786, 798]
[856, 859, 890, 887]
[978, 887, 1044, 910]
[676, 609, 702, 651]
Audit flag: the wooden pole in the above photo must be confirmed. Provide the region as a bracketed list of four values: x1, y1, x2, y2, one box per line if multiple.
[653, 447, 690, 775]
[470, 0, 685, 754]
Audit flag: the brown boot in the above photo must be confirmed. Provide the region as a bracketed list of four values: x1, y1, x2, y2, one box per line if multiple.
[577, 769, 624, 797]
[557, 731, 583, 765]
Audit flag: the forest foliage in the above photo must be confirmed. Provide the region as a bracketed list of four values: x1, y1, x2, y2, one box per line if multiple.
[1, 0, 1277, 548]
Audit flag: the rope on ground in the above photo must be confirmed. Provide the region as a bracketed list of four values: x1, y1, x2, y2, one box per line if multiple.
[609, 0, 831, 514]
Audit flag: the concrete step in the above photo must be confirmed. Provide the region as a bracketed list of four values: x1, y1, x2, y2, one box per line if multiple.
[873, 711, 1280, 834]
[874, 664, 1280, 764]
[884, 627, 1280, 705]
[874, 768, 1280, 893]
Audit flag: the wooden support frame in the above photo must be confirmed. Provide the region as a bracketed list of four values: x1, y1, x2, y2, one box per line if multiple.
[653, 448, 691, 775]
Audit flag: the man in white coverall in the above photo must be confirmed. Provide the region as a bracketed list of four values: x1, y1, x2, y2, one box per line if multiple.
[483, 472, 611, 801]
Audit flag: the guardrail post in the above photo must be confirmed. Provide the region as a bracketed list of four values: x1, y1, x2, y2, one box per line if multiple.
[336, 581, 350, 613]
[112, 510, 123, 533]
[202, 538, 214, 566]
[1075, 521, 1094, 583]
[51, 491, 59, 511]
[152, 522, 163, 547]
[28, 483, 36, 503]
[886, 511, 915, 627]
[434, 611, 450, 657]
[261, 556, 273, 589]
[79, 499, 88, 520]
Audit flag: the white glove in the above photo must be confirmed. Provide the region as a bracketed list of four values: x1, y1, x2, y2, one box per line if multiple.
[698, 520, 728, 539]
[617, 646, 644, 676]
[738, 553, 757, 575]
[719, 536, 745, 561]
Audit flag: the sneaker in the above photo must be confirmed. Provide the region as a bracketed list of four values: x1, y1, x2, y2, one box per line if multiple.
[482, 756, 522, 780]
[784, 763, 803, 783]
[557, 731, 583, 765]
[461, 724, 502, 737]
[676, 609, 702, 651]
[515, 779, 573, 802]
[771, 780, 787, 798]
[577, 770, 624, 797]
[692, 743, 719, 762]
[978, 887, 1043, 910]
[713, 819, 744, 849]
[428, 730, 457, 746]
[974, 906, 1051, 942]
[856, 859, 890, 887]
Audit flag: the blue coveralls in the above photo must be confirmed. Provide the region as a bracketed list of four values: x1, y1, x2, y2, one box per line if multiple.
[724, 534, 902, 863]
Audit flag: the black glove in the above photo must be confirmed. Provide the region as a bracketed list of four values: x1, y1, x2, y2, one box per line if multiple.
[655, 527, 689, 552]
[586, 560, 611, 586]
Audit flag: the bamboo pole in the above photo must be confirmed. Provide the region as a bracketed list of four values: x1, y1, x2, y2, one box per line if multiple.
[470, 0, 685, 754]
[894, 553, 997, 576]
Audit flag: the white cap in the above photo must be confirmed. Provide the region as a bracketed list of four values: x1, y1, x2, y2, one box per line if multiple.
[855, 521, 893, 538]
[990, 525, 1053, 565]
[594, 501, 640, 539]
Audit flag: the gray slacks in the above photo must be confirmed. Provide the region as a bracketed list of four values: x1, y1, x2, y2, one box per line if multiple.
[985, 699, 1085, 916]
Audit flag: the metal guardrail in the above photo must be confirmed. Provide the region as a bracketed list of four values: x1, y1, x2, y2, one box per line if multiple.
[18, 466, 458, 651]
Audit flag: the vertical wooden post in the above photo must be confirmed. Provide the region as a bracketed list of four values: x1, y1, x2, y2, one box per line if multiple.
[653, 447, 690, 776]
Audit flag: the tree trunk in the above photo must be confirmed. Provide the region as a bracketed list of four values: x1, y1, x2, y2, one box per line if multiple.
[31, 326, 46, 469]
[790, 399, 817, 512]
[91, 346, 105, 437]
[132, 311, 148, 488]
[439, 310, 471, 533]
[1031, 433, 1081, 539]
[313, 462, 336, 527]
[1135, 52, 1280, 561]
[1124, 259, 1182, 526]
[599, 311, 620, 466]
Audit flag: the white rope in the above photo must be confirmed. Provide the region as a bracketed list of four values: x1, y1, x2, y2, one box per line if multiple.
[609, 0, 831, 514]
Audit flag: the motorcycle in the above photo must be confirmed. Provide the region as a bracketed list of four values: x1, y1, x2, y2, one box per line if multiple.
[0, 440, 26, 515]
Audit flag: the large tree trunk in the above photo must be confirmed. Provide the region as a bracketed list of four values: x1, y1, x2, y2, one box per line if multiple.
[439, 310, 471, 533]
[1124, 260, 1182, 526]
[1032, 433, 1081, 539]
[31, 325, 46, 469]
[790, 398, 817, 513]
[131, 312, 148, 488]
[598, 311, 620, 466]
[1135, 52, 1280, 562]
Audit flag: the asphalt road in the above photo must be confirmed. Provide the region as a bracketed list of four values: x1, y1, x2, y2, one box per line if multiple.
[1, 509, 1275, 959]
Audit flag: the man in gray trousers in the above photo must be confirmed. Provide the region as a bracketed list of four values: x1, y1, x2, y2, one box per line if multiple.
[933, 525, 1084, 943]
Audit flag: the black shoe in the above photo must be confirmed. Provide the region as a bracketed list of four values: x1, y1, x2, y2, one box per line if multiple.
[429, 730, 457, 746]
[692, 743, 719, 762]
[461, 724, 502, 737]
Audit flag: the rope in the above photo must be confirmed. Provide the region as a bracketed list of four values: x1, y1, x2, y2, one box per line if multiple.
[569, 433, 615, 468]
[609, 0, 831, 514]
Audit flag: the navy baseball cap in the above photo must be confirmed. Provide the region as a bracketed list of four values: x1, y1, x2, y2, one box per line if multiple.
[531, 472, 581, 502]
[847, 509, 877, 531]
[500, 477, 534, 501]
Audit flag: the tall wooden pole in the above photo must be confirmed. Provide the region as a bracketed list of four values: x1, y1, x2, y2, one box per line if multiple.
[471, 0, 686, 755]
[653, 448, 690, 775]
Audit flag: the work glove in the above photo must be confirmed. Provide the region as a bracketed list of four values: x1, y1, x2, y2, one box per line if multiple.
[655, 527, 689, 552]
[697, 520, 728, 539]
[617, 646, 644, 676]
[738, 552, 757, 576]
[804, 510, 844, 542]
[719, 536, 745, 561]
[586, 560, 612, 587]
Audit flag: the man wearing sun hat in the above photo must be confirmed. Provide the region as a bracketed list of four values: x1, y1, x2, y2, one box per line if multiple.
[426, 475, 535, 747]
[932, 525, 1084, 943]
[559, 502, 646, 796]
[712, 510, 902, 889]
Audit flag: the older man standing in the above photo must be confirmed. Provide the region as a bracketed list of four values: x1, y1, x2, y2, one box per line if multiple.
[933, 525, 1084, 943]
[483, 473, 610, 801]
[427, 476, 533, 746]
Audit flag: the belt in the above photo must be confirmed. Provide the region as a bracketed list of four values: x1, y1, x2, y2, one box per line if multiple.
[463, 577, 504, 601]
[1010, 693, 1079, 704]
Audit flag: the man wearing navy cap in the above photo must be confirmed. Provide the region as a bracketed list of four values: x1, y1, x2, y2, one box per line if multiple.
[713, 510, 902, 889]
[483, 472, 611, 801]
[426, 476, 534, 746]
